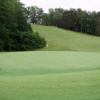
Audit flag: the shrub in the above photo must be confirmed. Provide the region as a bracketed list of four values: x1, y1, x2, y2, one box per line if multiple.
[0, 40, 4, 51]
[4, 31, 47, 51]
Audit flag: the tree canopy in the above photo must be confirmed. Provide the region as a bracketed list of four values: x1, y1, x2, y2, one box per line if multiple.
[0, 0, 46, 51]
[42, 8, 100, 36]
[27, 6, 100, 36]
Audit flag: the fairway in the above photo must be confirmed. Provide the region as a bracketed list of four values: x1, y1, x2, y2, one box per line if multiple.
[33, 25, 100, 52]
[0, 0, 100, 99]
[0, 51, 100, 100]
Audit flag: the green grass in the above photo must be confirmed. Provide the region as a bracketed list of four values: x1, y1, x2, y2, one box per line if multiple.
[0, 51, 100, 100]
[0, 25, 100, 100]
[32, 24, 100, 52]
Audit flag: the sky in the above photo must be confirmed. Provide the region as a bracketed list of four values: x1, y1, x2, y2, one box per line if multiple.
[20, 0, 100, 12]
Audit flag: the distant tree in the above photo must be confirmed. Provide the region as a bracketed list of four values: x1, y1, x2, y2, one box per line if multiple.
[95, 12, 100, 35]
[41, 7, 100, 36]
[42, 13, 50, 25]
[26, 6, 43, 24]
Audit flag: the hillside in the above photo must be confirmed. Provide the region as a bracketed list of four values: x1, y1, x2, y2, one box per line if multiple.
[0, 25, 100, 100]
[32, 24, 100, 52]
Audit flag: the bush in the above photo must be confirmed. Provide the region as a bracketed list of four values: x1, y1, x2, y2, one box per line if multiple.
[3, 31, 46, 51]
[0, 26, 46, 51]
[33, 32, 46, 49]
[0, 40, 4, 51]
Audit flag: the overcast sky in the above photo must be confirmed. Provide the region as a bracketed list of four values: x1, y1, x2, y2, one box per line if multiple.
[20, 0, 100, 12]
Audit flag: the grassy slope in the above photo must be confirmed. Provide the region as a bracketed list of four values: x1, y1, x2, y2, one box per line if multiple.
[32, 24, 100, 52]
[0, 25, 100, 100]
[0, 51, 100, 100]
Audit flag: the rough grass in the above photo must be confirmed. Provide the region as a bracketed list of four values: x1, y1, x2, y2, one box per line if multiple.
[32, 24, 100, 52]
[0, 51, 100, 100]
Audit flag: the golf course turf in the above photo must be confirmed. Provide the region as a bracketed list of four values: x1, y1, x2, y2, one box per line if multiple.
[0, 25, 100, 100]
[0, 51, 100, 100]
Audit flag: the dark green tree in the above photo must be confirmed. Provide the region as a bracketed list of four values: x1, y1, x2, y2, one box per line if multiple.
[0, 0, 46, 51]
[26, 6, 43, 24]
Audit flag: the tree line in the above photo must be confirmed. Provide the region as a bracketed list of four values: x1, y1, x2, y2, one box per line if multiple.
[27, 6, 100, 36]
[0, 0, 46, 51]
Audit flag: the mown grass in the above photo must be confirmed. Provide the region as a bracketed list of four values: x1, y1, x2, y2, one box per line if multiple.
[32, 24, 100, 52]
[0, 25, 100, 100]
[0, 51, 100, 100]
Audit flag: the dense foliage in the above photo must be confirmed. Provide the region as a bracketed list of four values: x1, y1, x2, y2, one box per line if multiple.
[0, 0, 46, 51]
[42, 8, 100, 36]
[27, 6, 100, 36]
